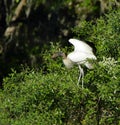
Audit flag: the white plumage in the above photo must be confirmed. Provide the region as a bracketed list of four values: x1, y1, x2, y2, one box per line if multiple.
[69, 39, 93, 54]
[66, 38, 96, 68]
[52, 38, 97, 88]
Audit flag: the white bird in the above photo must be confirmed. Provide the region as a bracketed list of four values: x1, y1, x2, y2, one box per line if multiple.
[52, 38, 97, 88]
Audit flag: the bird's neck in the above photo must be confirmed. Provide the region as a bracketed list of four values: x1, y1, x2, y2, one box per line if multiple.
[59, 52, 74, 68]
[61, 52, 66, 59]
[63, 57, 74, 69]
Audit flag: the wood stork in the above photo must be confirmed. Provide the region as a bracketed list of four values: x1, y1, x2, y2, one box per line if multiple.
[52, 38, 97, 88]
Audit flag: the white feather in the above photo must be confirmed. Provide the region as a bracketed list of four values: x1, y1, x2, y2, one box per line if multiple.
[69, 38, 93, 54]
[67, 51, 96, 66]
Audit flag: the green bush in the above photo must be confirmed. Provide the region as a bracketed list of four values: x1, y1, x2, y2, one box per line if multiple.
[0, 9, 120, 125]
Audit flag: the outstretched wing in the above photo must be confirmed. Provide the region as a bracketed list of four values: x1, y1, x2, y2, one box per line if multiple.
[69, 38, 93, 54]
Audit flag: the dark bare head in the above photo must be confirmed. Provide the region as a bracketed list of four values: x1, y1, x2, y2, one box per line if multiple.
[52, 52, 66, 59]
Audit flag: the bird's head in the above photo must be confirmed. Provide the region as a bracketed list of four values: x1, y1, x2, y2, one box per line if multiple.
[52, 52, 66, 59]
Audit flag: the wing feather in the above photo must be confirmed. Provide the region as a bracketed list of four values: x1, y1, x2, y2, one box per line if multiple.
[69, 38, 93, 54]
[68, 51, 96, 63]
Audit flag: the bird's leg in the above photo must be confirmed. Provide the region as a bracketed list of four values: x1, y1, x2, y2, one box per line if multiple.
[77, 67, 81, 86]
[78, 65, 84, 88]
[81, 68, 84, 89]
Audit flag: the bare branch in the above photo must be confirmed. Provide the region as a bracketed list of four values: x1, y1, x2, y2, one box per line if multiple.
[4, 0, 26, 37]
